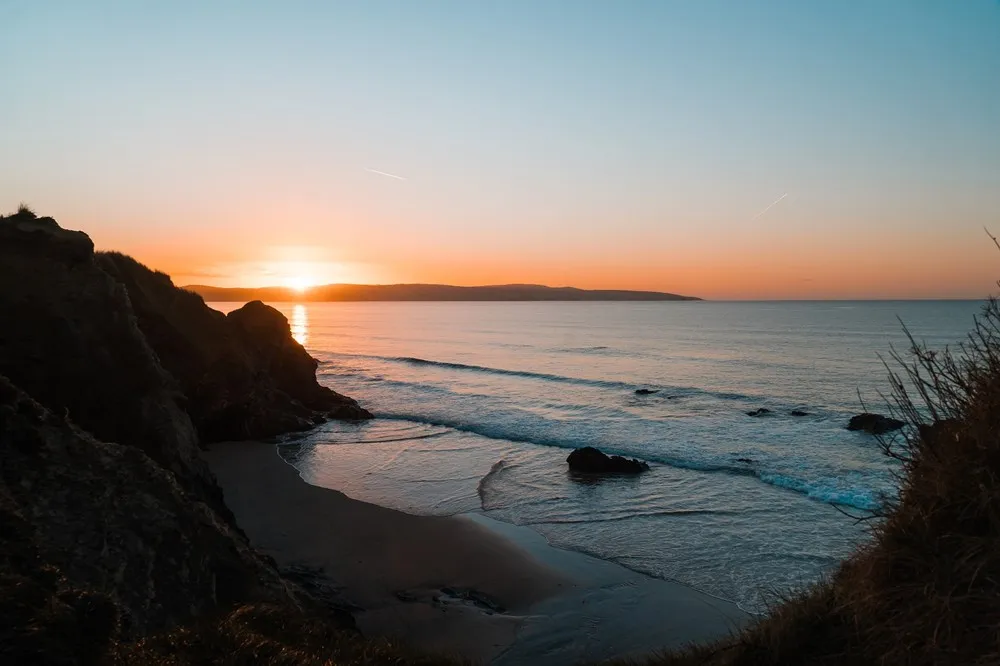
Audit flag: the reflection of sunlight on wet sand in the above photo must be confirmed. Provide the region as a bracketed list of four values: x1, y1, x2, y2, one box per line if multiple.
[291, 304, 308, 346]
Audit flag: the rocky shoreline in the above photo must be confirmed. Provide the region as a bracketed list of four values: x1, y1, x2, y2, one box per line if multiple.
[0, 209, 373, 658]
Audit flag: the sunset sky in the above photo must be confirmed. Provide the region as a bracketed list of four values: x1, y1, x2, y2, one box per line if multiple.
[3, 1, 999, 299]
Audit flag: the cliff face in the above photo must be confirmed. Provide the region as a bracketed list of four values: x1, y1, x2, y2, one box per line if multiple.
[97, 252, 372, 441]
[0, 209, 366, 652]
[0, 375, 297, 642]
[0, 211, 220, 511]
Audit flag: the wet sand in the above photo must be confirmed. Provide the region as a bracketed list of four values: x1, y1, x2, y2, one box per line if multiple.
[206, 440, 748, 664]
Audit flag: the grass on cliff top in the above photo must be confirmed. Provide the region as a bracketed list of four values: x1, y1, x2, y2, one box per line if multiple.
[620, 297, 1000, 665]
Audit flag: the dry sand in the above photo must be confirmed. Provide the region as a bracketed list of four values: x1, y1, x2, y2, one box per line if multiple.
[206, 440, 749, 664]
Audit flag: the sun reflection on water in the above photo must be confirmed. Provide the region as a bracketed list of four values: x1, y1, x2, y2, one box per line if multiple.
[291, 304, 309, 346]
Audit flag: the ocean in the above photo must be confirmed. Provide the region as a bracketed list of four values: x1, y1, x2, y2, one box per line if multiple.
[211, 300, 980, 613]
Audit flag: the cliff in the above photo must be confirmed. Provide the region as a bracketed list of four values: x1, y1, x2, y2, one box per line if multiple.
[0, 210, 221, 511]
[0, 208, 370, 660]
[0, 375, 297, 645]
[97, 252, 371, 440]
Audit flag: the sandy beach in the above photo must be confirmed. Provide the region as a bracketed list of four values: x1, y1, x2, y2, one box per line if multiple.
[207, 441, 749, 664]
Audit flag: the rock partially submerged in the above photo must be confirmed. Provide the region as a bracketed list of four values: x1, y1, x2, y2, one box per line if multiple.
[635, 388, 659, 395]
[747, 408, 772, 417]
[847, 413, 905, 435]
[790, 410, 810, 417]
[567, 446, 650, 474]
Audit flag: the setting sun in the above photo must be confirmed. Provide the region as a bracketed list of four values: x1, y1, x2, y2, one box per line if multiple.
[285, 275, 315, 292]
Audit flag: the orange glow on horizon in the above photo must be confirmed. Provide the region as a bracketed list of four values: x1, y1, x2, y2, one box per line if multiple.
[83, 212, 999, 301]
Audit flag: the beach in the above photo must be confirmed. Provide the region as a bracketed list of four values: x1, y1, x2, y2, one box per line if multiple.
[207, 440, 749, 664]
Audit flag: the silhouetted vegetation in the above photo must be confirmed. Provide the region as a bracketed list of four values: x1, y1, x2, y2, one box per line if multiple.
[1, 204, 36, 222]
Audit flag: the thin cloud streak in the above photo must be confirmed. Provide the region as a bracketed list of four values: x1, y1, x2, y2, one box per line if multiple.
[751, 193, 789, 220]
[364, 167, 407, 181]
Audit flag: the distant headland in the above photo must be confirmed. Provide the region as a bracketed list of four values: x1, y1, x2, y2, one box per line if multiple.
[184, 283, 701, 302]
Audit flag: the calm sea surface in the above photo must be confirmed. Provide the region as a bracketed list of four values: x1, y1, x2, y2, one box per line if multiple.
[212, 300, 980, 612]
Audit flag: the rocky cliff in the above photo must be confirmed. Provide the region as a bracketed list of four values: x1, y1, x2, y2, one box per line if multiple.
[0, 208, 368, 658]
[0, 210, 220, 510]
[0, 375, 298, 643]
[97, 251, 371, 441]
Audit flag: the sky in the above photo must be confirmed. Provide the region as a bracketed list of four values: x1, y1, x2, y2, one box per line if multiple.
[2, 0, 999, 299]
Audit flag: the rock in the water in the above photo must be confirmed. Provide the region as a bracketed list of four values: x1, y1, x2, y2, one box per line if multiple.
[847, 413, 905, 434]
[790, 410, 810, 417]
[735, 457, 756, 464]
[566, 446, 650, 474]
[635, 388, 659, 395]
[747, 408, 772, 417]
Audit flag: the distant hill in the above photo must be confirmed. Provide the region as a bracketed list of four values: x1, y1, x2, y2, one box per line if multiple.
[184, 283, 701, 302]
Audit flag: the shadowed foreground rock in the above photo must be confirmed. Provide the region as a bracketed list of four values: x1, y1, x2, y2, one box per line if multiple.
[847, 412, 905, 434]
[567, 446, 650, 474]
[0, 208, 222, 511]
[0, 374, 299, 638]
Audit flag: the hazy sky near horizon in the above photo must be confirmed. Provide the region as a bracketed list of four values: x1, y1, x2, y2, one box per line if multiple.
[3, 0, 999, 299]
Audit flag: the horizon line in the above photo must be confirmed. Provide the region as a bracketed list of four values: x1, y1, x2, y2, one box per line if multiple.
[183, 282, 990, 302]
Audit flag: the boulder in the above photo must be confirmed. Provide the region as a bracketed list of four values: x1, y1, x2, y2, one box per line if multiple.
[567, 446, 650, 474]
[635, 388, 659, 395]
[747, 408, 772, 417]
[847, 413, 905, 434]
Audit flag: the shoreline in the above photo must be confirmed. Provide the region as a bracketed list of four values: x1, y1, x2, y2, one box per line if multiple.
[206, 440, 749, 664]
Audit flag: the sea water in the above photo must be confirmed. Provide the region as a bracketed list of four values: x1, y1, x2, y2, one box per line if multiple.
[211, 300, 979, 612]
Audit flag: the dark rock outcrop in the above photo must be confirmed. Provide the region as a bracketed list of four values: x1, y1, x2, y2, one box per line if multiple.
[847, 413, 905, 435]
[0, 374, 298, 637]
[0, 209, 362, 648]
[97, 252, 372, 441]
[0, 209, 220, 511]
[635, 388, 659, 395]
[747, 408, 772, 417]
[567, 446, 650, 474]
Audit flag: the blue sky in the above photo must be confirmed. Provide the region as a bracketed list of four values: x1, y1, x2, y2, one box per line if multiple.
[2, 1, 999, 297]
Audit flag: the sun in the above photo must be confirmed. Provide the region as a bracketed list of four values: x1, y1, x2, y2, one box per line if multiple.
[285, 275, 315, 293]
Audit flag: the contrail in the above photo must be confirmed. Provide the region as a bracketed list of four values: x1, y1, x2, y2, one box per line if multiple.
[364, 167, 407, 181]
[751, 193, 788, 220]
